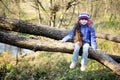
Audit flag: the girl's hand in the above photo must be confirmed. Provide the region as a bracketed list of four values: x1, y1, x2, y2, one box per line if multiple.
[94, 49, 100, 52]
[96, 49, 100, 51]
[59, 40, 64, 43]
[90, 46, 100, 51]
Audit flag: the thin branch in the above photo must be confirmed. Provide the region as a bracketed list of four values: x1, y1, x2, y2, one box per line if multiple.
[0, 0, 16, 15]
[37, 0, 49, 16]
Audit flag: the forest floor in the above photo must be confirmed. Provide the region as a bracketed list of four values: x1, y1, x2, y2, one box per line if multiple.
[0, 51, 120, 80]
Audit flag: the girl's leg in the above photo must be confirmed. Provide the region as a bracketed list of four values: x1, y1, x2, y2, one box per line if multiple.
[70, 42, 81, 69]
[80, 43, 90, 71]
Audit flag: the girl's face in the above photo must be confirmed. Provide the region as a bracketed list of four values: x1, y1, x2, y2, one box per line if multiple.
[79, 19, 88, 25]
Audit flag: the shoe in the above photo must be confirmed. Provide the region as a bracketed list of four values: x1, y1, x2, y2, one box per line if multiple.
[69, 62, 77, 69]
[80, 64, 86, 71]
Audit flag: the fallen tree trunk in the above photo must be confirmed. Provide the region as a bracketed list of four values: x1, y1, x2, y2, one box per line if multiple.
[0, 17, 120, 43]
[0, 30, 120, 75]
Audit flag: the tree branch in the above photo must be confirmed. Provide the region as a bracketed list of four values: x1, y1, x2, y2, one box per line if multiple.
[0, 17, 120, 43]
[0, 0, 16, 14]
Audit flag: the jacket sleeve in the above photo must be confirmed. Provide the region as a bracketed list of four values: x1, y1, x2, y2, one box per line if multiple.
[90, 27, 97, 49]
[61, 27, 75, 42]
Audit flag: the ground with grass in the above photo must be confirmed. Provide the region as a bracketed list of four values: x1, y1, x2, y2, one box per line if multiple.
[0, 50, 120, 80]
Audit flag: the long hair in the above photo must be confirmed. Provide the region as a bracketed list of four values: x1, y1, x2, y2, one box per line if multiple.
[74, 21, 82, 46]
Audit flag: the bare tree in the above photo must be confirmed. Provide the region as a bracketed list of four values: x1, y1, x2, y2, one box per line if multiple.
[57, 0, 80, 28]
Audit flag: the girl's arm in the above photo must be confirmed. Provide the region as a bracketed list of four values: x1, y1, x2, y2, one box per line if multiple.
[61, 27, 75, 42]
[90, 27, 97, 49]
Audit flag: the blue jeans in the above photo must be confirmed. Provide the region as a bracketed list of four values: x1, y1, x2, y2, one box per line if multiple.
[72, 43, 90, 65]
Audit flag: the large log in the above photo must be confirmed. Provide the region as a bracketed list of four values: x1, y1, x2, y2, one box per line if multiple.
[0, 17, 120, 43]
[0, 30, 120, 75]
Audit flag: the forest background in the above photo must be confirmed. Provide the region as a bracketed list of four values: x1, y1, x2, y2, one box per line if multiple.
[0, 0, 120, 80]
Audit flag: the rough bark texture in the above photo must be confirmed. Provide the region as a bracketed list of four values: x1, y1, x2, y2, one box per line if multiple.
[0, 30, 120, 75]
[0, 30, 74, 53]
[89, 48, 120, 75]
[0, 17, 120, 43]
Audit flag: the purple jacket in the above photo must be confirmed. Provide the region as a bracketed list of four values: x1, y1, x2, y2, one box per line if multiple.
[62, 24, 97, 49]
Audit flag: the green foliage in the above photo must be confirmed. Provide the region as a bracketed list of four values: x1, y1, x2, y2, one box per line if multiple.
[107, 18, 119, 29]
[7, 68, 18, 79]
[0, 52, 120, 80]
[97, 38, 120, 55]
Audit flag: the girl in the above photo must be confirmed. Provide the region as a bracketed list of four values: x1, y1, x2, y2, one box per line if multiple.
[61, 12, 97, 71]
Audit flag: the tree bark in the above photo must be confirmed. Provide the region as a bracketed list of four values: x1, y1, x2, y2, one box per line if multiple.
[89, 48, 120, 75]
[0, 30, 120, 75]
[0, 17, 120, 43]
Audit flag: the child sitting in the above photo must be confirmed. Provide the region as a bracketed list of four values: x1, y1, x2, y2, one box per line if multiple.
[61, 12, 97, 71]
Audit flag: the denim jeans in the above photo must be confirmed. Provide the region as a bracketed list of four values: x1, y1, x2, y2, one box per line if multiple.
[72, 43, 90, 65]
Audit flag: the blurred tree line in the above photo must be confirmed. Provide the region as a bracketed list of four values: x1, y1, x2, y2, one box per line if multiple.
[0, 0, 120, 28]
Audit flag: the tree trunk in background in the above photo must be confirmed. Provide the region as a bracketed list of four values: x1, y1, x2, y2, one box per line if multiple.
[0, 30, 120, 75]
[0, 0, 120, 28]
[104, 0, 108, 16]
[49, 0, 53, 27]
[56, 0, 79, 28]
[48, 0, 59, 27]
[110, 0, 118, 21]
[35, 0, 42, 24]
[0, 17, 120, 43]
